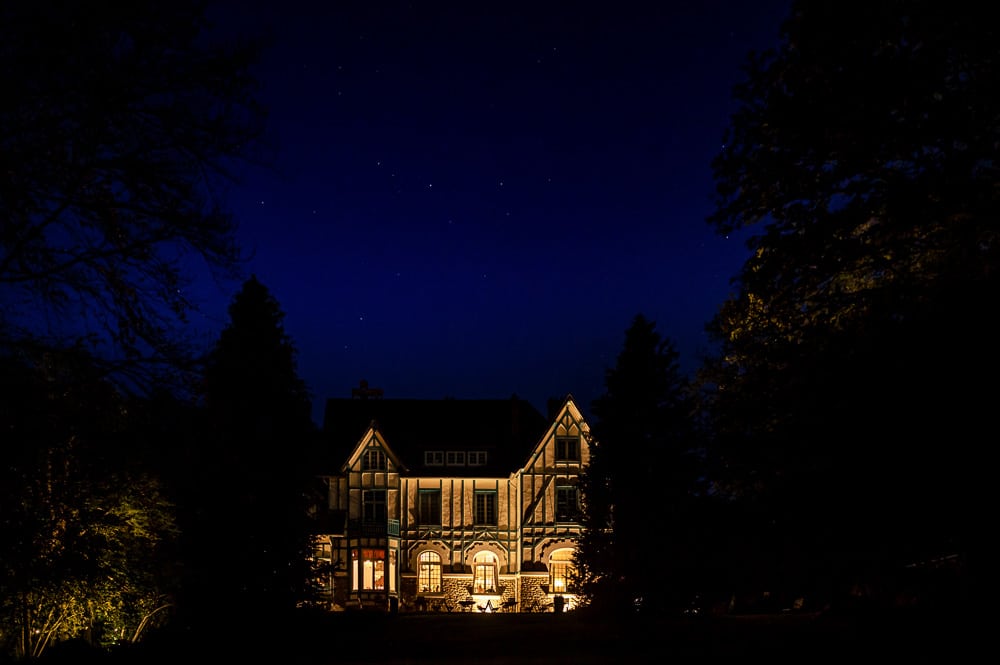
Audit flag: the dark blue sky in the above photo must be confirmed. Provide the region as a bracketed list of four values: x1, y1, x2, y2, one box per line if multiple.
[195, 1, 792, 426]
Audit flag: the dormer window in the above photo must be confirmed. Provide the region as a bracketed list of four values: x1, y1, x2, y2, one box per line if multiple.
[467, 451, 487, 466]
[363, 449, 386, 470]
[446, 450, 465, 466]
[424, 451, 444, 466]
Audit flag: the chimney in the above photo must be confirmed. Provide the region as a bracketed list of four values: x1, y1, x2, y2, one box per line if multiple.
[352, 379, 383, 399]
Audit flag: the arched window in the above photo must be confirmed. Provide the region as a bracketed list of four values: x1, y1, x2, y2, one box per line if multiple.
[549, 548, 576, 594]
[418, 551, 442, 594]
[473, 551, 498, 594]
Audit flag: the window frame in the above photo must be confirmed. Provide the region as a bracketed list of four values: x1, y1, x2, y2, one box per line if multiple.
[352, 547, 386, 591]
[362, 489, 386, 524]
[445, 450, 466, 466]
[467, 451, 487, 466]
[417, 551, 442, 594]
[424, 450, 444, 466]
[555, 485, 580, 522]
[472, 551, 498, 594]
[418, 489, 442, 527]
[362, 448, 386, 470]
[474, 490, 497, 526]
[549, 549, 576, 594]
[555, 436, 580, 462]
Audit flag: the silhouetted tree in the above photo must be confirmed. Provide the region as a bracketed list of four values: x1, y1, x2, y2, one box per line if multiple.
[0, 0, 266, 392]
[0, 352, 179, 659]
[576, 314, 702, 615]
[180, 276, 316, 631]
[0, 2, 269, 653]
[699, 0, 987, 608]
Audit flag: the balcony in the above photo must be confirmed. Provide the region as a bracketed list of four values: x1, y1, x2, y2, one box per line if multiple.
[348, 518, 400, 537]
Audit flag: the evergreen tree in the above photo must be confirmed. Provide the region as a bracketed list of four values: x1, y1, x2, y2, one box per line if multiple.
[700, 0, 986, 608]
[576, 314, 702, 615]
[181, 276, 316, 631]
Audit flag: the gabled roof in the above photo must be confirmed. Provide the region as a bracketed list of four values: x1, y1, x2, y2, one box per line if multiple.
[342, 427, 408, 474]
[520, 393, 590, 472]
[320, 395, 550, 477]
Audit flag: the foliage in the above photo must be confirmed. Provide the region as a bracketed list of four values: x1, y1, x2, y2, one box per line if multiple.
[0, 0, 266, 392]
[699, 0, 989, 606]
[709, 1, 999, 340]
[576, 314, 703, 615]
[178, 276, 317, 630]
[0, 353, 179, 659]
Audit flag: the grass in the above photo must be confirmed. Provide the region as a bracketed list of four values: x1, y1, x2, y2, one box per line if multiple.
[238, 607, 970, 664]
[41, 606, 972, 665]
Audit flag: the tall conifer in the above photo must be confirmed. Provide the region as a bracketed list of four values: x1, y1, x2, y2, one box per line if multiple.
[182, 276, 316, 630]
[576, 314, 702, 615]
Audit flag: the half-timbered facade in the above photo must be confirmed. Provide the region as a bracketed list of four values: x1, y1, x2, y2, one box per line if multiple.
[310, 391, 592, 613]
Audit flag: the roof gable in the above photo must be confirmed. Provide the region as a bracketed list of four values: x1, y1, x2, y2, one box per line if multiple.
[341, 426, 407, 474]
[523, 394, 592, 471]
[322, 395, 550, 476]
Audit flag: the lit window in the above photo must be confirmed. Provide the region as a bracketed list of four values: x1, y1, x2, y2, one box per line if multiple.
[424, 451, 444, 466]
[474, 491, 497, 525]
[418, 551, 442, 593]
[446, 450, 466, 466]
[363, 449, 386, 470]
[311, 539, 333, 598]
[313, 540, 332, 560]
[473, 551, 498, 594]
[467, 451, 487, 466]
[389, 550, 396, 593]
[363, 489, 386, 524]
[418, 489, 441, 526]
[555, 437, 580, 462]
[556, 486, 580, 522]
[353, 548, 385, 591]
[550, 549, 576, 594]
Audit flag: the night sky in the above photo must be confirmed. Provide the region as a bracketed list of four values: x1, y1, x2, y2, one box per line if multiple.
[194, 1, 793, 426]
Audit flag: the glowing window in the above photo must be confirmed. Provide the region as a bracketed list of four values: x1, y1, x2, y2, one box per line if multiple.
[473, 551, 498, 594]
[418, 551, 442, 593]
[353, 548, 385, 591]
[549, 548, 576, 594]
[311, 538, 333, 598]
[389, 550, 397, 593]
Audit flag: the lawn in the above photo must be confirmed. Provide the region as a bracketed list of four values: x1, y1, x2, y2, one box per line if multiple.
[251, 608, 969, 664]
[51, 606, 969, 665]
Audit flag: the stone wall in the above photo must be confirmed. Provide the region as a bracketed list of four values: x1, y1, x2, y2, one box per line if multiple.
[520, 573, 550, 612]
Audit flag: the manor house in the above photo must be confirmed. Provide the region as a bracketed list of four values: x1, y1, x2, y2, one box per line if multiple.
[310, 385, 592, 613]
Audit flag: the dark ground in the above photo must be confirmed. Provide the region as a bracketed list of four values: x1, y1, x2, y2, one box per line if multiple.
[70, 606, 972, 665]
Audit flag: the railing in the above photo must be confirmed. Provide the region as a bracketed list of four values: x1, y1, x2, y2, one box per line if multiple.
[348, 519, 385, 537]
[346, 518, 399, 537]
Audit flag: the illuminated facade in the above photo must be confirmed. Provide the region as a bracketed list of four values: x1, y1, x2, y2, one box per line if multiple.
[310, 391, 591, 613]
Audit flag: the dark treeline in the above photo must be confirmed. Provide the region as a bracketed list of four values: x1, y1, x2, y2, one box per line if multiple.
[1, 0, 986, 660]
[577, 0, 985, 619]
[0, 0, 318, 659]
